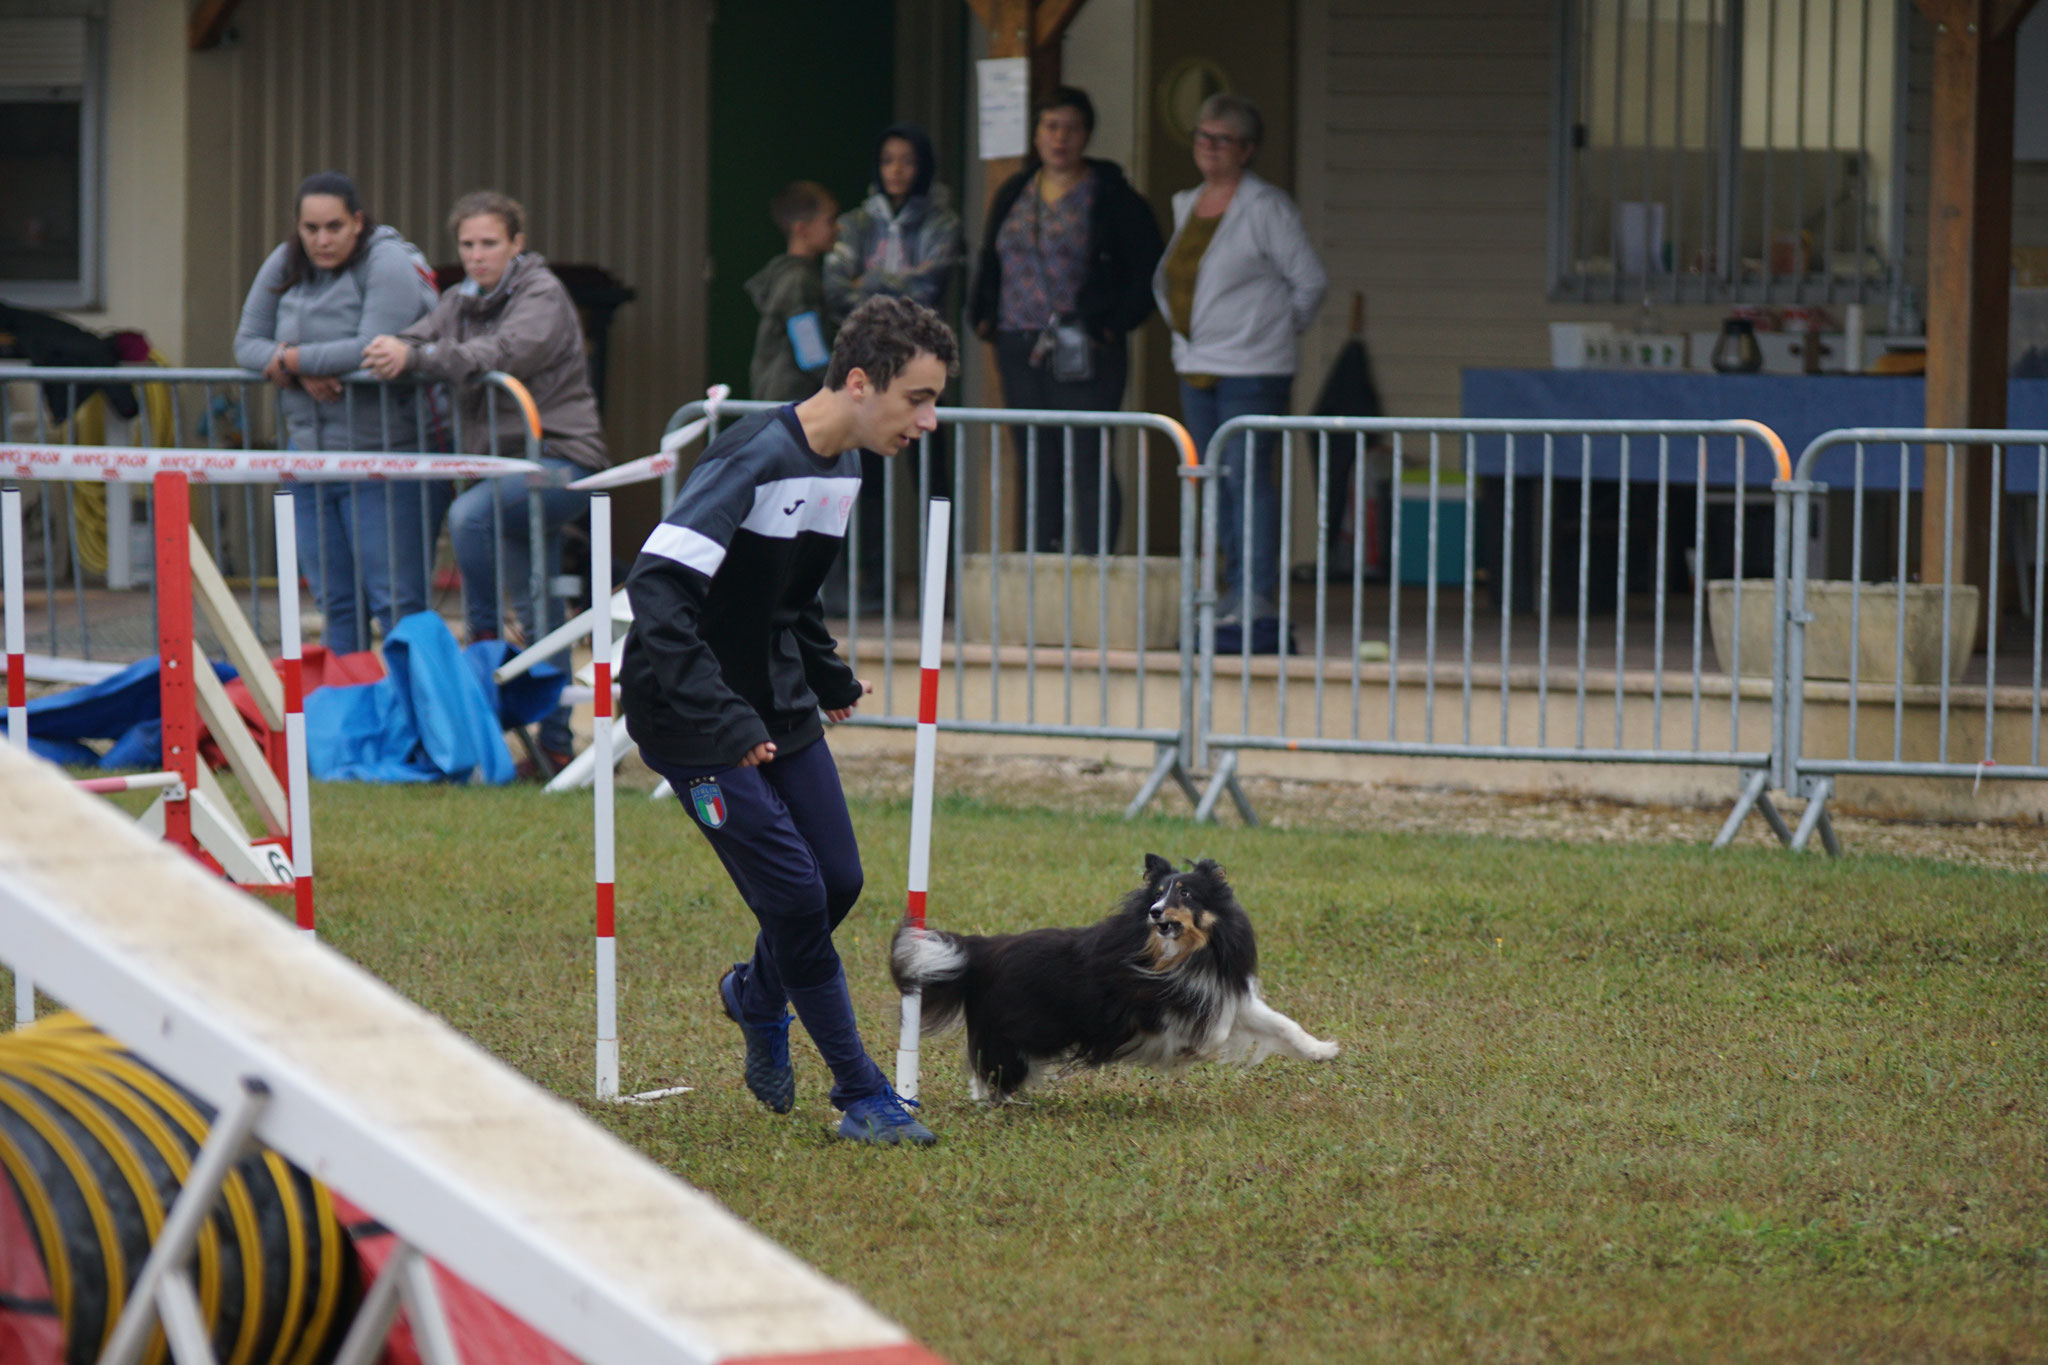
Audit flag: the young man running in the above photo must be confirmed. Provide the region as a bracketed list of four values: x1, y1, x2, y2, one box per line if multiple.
[620, 295, 957, 1145]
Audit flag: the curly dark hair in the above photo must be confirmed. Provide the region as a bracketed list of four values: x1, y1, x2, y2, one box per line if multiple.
[825, 296, 959, 393]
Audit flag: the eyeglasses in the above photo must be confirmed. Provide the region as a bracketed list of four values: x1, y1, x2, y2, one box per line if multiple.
[1193, 129, 1245, 148]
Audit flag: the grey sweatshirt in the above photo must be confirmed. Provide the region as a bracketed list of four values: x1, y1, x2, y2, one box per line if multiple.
[233, 225, 439, 453]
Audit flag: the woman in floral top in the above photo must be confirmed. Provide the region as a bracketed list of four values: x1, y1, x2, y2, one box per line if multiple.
[970, 86, 1163, 554]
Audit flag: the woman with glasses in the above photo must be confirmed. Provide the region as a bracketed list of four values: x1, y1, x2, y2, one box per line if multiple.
[1153, 93, 1327, 642]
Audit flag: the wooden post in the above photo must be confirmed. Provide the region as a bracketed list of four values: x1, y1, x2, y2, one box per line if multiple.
[963, 0, 1089, 545]
[968, 0, 1086, 245]
[1912, 0, 2038, 619]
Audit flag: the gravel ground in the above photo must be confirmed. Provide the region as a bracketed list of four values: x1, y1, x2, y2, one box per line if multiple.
[825, 750, 2048, 875]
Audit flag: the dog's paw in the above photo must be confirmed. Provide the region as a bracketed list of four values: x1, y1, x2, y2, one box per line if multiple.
[1306, 1037, 1340, 1062]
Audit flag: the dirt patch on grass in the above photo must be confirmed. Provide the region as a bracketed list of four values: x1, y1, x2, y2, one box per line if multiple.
[826, 751, 2048, 874]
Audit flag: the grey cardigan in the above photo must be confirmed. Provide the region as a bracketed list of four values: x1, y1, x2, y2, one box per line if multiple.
[233, 226, 437, 453]
[1151, 172, 1328, 378]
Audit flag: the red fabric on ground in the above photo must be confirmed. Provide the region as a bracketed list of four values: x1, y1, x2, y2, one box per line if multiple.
[207, 647, 385, 774]
[331, 1193, 578, 1365]
[0, 1172, 65, 1363]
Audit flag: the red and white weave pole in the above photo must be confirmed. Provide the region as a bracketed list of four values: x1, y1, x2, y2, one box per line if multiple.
[591, 493, 619, 1100]
[153, 473, 199, 863]
[2, 488, 21, 755]
[895, 497, 951, 1101]
[5, 484, 31, 1026]
[274, 490, 316, 938]
[74, 771, 184, 796]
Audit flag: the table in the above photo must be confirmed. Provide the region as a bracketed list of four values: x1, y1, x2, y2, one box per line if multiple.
[1461, 369, 2048, 490]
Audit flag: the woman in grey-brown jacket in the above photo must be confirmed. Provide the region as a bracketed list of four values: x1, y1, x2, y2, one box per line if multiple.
[365, 190, 608, 770]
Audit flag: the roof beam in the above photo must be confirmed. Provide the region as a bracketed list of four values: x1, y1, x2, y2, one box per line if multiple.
[1035, 0, 1088, 48]
[1988, 0, 2040, 37]
[188, 0, 245, 52]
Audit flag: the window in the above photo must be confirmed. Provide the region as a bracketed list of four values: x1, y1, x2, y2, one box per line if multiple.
[0, 13, 104, 309]
[1551, 0, 1905, 305]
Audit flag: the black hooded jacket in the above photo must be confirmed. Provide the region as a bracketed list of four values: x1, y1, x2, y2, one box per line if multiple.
[968, 158, 1163, 342]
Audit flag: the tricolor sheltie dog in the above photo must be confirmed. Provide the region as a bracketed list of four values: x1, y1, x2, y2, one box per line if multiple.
[890, 854, 1339, 1101]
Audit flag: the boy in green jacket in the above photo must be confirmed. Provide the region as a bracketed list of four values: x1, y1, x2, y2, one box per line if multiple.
[746, 182, 839, 403]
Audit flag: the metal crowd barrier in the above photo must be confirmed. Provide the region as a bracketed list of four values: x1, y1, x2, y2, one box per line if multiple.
[1192, 416, 1795, 833]
[0, 365, 554, 677]
[650, 397, 1205, 815]
[1775, 427, 2048, 850]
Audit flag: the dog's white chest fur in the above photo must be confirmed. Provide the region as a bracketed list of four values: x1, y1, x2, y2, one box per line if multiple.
[1122, 978, 1340, 1072]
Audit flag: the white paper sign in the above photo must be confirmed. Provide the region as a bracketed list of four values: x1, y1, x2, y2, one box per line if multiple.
[977, 57, 1029, 160]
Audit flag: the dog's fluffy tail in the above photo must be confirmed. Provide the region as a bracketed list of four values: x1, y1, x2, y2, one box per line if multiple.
[889, 923, 971, 1034]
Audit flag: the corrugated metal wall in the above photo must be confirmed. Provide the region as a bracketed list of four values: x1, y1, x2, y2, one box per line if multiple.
[1299, 0, 1560, 417]
[180, 0, 709, 530]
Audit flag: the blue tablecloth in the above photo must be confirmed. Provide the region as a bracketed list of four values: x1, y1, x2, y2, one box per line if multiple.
[1461, 369, 2048, 490]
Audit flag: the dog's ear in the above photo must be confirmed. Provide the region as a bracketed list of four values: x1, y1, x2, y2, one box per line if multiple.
[1193, 858, 1226, 880]
[1143, 853, 1174, 882]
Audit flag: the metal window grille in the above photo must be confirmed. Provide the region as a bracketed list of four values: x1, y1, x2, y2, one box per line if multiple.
[1551, 0, 1907, 305]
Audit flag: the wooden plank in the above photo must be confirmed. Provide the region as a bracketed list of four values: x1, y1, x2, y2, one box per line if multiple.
[187, 0, 245, 51]
[192, 641, 288, 837]
[189, 524, 285, 732]
[0, 743, 930, 1364]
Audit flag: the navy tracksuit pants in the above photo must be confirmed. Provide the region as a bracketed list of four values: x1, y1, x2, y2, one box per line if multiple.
[645, 738, 889, 1108]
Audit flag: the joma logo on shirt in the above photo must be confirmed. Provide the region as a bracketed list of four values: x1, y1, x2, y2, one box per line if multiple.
[782, 499, 805, 515]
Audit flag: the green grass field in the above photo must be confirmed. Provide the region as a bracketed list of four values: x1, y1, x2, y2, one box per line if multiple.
[50, 778, 2048, 1360]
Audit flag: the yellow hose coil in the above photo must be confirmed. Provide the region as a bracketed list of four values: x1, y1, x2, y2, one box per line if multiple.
[0, 1012, 357, 1365]
[59, 353, 177, 577]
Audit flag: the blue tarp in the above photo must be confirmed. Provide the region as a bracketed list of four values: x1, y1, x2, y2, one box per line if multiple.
[463, 637, 573, 735]
[5, 615, 568, 784]
[302, 611, 566, 784]
[0, 655, 238, 769]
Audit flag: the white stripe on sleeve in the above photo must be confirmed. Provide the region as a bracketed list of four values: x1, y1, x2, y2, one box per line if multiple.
[641, 522, 726, 576]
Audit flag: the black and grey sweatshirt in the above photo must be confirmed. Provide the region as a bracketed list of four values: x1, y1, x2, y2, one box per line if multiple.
[619, 407, 867, 769]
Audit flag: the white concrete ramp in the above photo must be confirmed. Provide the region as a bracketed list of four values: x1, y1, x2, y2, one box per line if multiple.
[0, 743, 942, 1365]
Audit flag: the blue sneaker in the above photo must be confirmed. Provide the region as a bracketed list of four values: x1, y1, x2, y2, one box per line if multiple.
[718, 965, 794, 1114]
[836, 1088, 937, 1146]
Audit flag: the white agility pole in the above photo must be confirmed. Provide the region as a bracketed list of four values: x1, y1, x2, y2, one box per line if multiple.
[274, 490, 316, 938]
[4, 484, 31, 1026]
[895, 497, 951, 1102]
[567, 384, 730, 494]
[591, 493, 620, 1101]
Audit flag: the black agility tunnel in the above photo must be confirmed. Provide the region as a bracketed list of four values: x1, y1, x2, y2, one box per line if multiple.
[0, 1012, 359, 1364]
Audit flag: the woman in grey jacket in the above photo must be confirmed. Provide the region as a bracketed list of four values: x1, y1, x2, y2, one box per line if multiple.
[1153, 95, 1327, 635]
[366, 190, 608, 771]
[234, 171, 445, 655]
